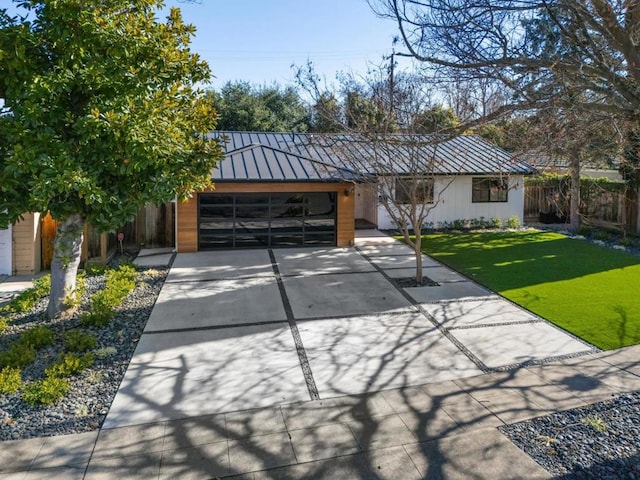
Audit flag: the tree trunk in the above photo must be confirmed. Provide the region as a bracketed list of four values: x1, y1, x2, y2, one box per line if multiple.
[414, 226, 423, 286]
[47, 214, 84, 319]
[569, 157, 581, 233]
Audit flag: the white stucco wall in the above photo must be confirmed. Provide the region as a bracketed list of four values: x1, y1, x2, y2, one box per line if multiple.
[0, 225, 12, 275]
[376, 175, 525, 230]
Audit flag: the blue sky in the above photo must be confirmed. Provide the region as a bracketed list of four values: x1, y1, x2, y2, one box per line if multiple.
[164, 0, 408, 89]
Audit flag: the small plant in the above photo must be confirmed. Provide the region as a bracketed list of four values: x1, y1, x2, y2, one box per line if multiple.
[452, 218, 467, 230]
[0, 343, 36, 368]
[620, 236, 636, 247]
[45, 353, 94, 378]
[63, 272, 86, 309]
[581, 415, 607, 432]
[94, 346, 117, 359]
[85, 263, 108, 276]
[64, 329, 97, 353]
[491, 217, 503, 229]
[22, 377, 70, 406]
[82, 264, 137, 326]
[0, 367, 23, 394]
[19, 326, 55, 349]
[6, 275, 51, 313]
[507, 215, 521, 229]
[593, 229, 611, 242]
[0, 317, 8, 333]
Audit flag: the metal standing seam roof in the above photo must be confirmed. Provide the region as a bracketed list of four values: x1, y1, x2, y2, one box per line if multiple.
[210, 131, 536, 179]
[212, 143, 362, 182]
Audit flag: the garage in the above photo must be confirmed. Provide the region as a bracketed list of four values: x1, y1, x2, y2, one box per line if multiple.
[176, 143, 358, 253]
[198, 191, 337, 249]
[0, 225, 11, 275]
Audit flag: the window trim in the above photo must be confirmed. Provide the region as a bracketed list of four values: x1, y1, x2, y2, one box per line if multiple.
[471, 177, 508, 203]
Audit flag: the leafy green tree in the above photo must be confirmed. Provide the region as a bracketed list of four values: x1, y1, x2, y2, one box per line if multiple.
[209, 81, 308, 132]
[0, 0, 221, 318]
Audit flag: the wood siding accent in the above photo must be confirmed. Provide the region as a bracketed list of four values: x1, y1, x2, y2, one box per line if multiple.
[176, 182, 356, 252]
[13, 213, 41, 275]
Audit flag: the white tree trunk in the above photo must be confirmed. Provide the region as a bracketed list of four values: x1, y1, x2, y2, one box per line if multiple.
[47, 214, 84, 319]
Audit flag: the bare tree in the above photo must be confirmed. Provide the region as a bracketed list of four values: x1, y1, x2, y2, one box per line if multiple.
[296, 64, 503, 285]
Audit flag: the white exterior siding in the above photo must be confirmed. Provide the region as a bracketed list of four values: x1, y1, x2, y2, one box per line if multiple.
[376, 175, 525, 230]
[0, 225, 12, 275]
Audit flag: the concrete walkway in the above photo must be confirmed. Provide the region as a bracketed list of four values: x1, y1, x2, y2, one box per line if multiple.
[3, 345, 640, 479]
[4, 231, 638, 479]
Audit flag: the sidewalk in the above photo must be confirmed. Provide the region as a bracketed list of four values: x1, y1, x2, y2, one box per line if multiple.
[0, 274, 40, 308]
[3, 343, 639, 479]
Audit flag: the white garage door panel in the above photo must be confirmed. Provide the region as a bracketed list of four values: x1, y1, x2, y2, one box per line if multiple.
[0, 226, 12, 275]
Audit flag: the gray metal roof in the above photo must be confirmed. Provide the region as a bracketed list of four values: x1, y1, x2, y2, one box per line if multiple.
[212, 143, 361, 182]
[211, 131, 536, 177]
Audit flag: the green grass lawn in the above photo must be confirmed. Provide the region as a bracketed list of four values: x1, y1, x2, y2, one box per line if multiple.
[416, 230, 640, 350]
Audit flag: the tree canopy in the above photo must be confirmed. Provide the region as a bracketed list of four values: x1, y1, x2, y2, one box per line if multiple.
[0, 0, 221, 317]
[208, 81, 309, 132]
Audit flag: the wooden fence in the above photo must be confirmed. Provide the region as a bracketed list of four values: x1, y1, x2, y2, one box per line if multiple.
[524, 184, 638, 232]
[41, 203, 175, 268]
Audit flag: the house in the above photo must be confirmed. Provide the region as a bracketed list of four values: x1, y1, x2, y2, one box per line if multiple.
[0, 213, 42, 276]
[175, 131, 535, 252]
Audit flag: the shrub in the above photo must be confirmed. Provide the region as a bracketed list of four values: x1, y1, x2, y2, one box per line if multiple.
[63, 272, 86, 309]
[64, 329, 97, 353]
[507, 215, 521, 229]
[0, 317, 7, 333]
[82, 264, 136, 327]
[0, 367, 23, 394]
[452, 219, 467, 230]
[45, 353, 94, 378]
[491, 217, 503, 229]
[19, 326, 55, 349]
[85, 263, 108, 276]
[94, 346, 117, 359]
[22, 377, 70, 405]
[0, 343, 36, 368]
[6, 275, 51, 313]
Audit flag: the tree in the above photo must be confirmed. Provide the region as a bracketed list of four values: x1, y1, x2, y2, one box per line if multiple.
[371, 0, 638, 231]
[297, 65, 468, 285]
[208, 81, 309, 132]
[372, 1, 640, 120]
[0, 0, 222, 318]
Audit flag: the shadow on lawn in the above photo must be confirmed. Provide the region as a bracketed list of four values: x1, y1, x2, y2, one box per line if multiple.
[422, 231, 640, 291]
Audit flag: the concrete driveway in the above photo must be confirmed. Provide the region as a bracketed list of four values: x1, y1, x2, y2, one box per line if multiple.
[105, 230, 595, 428]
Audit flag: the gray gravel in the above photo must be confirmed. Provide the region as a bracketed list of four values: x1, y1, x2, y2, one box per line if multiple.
[501, 391, 640, 479]
[0, 261, 167, 440]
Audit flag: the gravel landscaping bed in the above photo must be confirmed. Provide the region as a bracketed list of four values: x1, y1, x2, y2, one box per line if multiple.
[0, 260, 167, 440]
[501, 391, 640, 479]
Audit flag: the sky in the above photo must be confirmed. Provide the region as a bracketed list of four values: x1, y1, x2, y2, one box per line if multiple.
[161, 0, 411, 90]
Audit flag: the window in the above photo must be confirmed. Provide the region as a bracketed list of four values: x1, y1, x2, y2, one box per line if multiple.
[472, 177, 508, 203]
[395, 177, 434, 204]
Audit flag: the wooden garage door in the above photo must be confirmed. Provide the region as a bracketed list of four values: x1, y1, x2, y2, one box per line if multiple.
[198, 192, 337, 249]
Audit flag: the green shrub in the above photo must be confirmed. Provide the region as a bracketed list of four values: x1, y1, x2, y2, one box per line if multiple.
[0, 317, 7, 333]
[0, 367, 23, 394]
[0, 342, 36, 368]
[491, 217, 503, 229]
[452, 219, 467, 230]
[63, 272, 86, 309]
[85, 263, 108, 276]
[64, 329, 97, 353]
[620, 236, 636, 247]
[19, 326, 55, 349]
[507, 215, 521, 229]
[45, 353, 94, 378]
[82, 264, 137, 327]
[6, 275, 51, 313]
[22, 377, 70, 405]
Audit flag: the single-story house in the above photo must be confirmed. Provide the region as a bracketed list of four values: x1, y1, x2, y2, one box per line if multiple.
[175, 131, 535, 252]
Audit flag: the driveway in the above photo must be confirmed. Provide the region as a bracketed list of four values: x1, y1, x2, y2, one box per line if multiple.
[104, 230, 594, 428]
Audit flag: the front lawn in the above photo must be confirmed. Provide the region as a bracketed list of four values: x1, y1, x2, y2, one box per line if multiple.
[417, 230, 640, 350]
